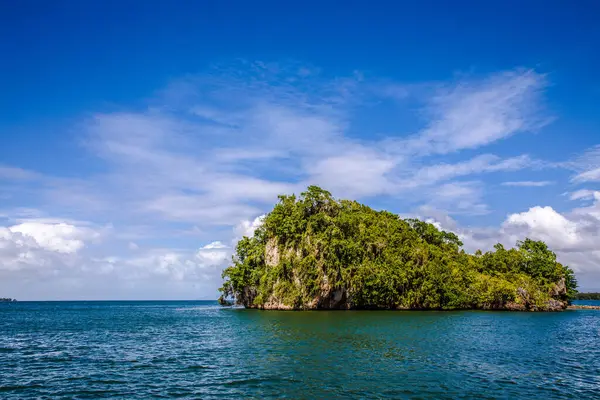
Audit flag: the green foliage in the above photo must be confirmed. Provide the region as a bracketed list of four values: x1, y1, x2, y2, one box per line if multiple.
[219, 186, 577, 311]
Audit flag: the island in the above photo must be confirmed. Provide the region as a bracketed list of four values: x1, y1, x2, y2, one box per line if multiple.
[0, 298, 17, 302]
[220, 186, 578, 311]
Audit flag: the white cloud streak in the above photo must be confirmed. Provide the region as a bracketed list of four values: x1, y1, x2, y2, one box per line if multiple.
[501, 181, 554, 187]
[402, 69, 548, 155]
[569, 145, 600, 183]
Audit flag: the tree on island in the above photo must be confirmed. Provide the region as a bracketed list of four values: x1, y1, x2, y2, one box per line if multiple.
[220, 186, 577, 311]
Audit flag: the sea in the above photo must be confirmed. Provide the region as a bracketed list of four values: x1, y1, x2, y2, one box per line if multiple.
[1, 300, 599, 399]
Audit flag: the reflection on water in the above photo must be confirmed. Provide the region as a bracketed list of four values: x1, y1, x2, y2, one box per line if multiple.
[1, 301, 599, 399]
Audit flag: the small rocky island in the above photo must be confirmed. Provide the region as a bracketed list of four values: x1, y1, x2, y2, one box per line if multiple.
[220, 186, 577, 311]
[0, 298, 17, 302]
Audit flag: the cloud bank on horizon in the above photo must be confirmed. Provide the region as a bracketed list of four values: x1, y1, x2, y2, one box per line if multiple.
[1, 62, 600, 299]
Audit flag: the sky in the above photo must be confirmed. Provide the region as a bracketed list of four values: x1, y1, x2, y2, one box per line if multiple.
[1, 1, 600, 300]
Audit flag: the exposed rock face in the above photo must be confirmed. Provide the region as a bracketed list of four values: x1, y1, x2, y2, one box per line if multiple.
[504, 302, 527, 311]
[254, 299, 294, 310]
[265, 238, 280, 267]
[551, 278, 567, 297]
[545, 299, 567, 311]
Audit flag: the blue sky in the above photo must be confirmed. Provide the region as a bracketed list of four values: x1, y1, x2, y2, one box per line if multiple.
[1, 1, 600, 299]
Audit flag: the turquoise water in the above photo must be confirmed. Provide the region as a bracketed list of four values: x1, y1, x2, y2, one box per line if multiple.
[1, 301, 600, 399]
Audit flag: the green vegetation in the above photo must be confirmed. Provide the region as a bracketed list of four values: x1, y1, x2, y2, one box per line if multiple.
[220, 186, 577, 311]
[573, 293, 600, 300]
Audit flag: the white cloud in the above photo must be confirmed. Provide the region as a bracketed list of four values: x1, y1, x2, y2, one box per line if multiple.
[0, 165, 40, 181]
[196, 242, 230, 267]
[202, 241, 227, 249]
[504, 206, 580, 248]
[8, 222, 98, 254]
[574, 167, 600, 183]
[123, 242, 231, 283]
[234, 215, 265, 241]
[501, 181, 554, 187]
[410, 154, 533, 187]
[405, 69, 548, 155]
[502, 202, 600, 287]
[143, 194, 261, 225]
[421, 181, 489, 215]
[0, 220, 101, 280]
[569, 189, 600, 201]
[307, 149, 397, 198]
[569, 145, 600, 183]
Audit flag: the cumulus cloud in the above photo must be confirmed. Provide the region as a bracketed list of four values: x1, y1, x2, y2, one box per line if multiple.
[8, 222, 98, 254]
[234, 215, 265, 240]
[196, 242, 229, 267]
[0, 220, 100, 278]
[505, 202, 600, 288]
[123, 241, 231, 283]
[504, 206, 580, 248]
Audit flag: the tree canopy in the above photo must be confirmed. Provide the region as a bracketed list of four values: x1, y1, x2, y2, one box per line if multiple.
[220, 186, 577, 311]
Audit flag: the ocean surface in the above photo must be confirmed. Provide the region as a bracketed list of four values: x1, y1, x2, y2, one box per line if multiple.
[1, 301, 600, 399]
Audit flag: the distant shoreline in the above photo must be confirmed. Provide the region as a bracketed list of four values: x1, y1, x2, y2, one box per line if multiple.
[568, 304, 600, 310]
[573, 292, 600, 300]
[0, 299, 217, 302]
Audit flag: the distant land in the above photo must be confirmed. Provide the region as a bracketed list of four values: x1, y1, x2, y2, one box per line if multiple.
[574, 293, 600, 300]
[220, 186, 577, 311]
[0, 298, 17, 302]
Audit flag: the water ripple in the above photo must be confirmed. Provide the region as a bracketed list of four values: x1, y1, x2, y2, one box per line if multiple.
[1, 301, 600, 399]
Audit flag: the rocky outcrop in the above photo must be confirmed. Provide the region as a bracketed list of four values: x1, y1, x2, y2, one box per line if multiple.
[265, 238, 280, 267]
[551, 278, 567, 297]
[0, 298, 17, 302]
[252, 299, 295, 310]
[544, 299, 567, 311]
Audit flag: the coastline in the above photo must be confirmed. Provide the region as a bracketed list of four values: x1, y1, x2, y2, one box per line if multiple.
[243, 302, 570, 312]
[568, 304, 600, 310]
